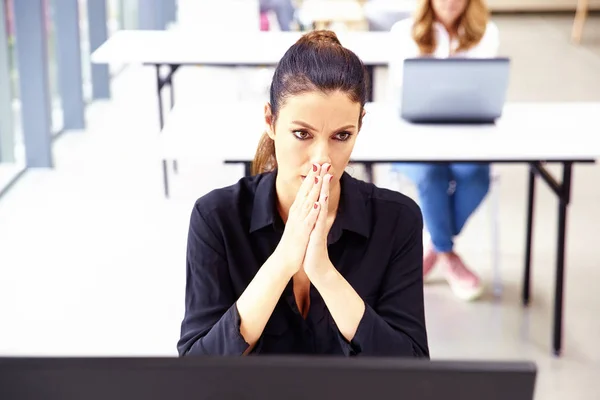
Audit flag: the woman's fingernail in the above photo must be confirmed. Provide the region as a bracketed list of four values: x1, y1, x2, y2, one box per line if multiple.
[314, 202, 318, 209]
[328, 175, 333, 182]
[315, 177, 319, 184]
[326, 165, 331, 172]
[313, 164, 318, 172]
[325, 196, 329, 202]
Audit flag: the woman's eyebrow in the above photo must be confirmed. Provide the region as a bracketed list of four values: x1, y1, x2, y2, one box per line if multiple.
[291, 120, 356, 131]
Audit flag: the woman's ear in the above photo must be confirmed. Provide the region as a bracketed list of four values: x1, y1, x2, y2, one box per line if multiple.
[264, 103, 275, 140]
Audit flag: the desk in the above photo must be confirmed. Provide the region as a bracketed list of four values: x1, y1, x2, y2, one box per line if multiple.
[160, 100, 600, 356]
[91, 30, 392, 128]
[298, 0, 367, 30]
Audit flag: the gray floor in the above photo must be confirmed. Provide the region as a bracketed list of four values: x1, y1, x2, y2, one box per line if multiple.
[0, 14, 599, 399]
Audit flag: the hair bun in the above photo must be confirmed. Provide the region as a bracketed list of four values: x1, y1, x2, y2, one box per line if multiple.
[297, 30, 342, 46]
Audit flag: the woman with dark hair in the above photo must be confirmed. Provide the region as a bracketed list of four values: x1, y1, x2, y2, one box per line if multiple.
[177, 31, 429, 358]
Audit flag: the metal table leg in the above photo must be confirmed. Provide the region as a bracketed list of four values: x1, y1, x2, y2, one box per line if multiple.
[169, 64, 178, 175]
[162, 159, 169, 198]
[155, 64, 181, 198]
[155, 65, 165, 129]
[364, 162, 374, 183]
[155, 65, 169, 198]
[365, 65, 375, 102]
[552, 162, 573, 356]
[529, 161, 574, 356]
[523, 165, 536, 305]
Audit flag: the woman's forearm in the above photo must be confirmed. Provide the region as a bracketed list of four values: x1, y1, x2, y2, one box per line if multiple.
[236, 252, 295, 352]
[309, 263, 366, 342]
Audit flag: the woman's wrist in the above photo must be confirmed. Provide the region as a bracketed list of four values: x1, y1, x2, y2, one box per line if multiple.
[270, 248, 300, 280]
[306, 260, 337, 287]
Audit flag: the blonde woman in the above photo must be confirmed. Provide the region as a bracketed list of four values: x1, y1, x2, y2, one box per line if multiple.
[389, 0, 499, 301]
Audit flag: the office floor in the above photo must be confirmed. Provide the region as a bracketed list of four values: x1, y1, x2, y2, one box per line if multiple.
[0, 13, 599, 400]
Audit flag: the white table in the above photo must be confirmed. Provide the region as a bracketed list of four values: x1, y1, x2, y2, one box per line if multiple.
[160, 101, 600, 165]
[160, 100, 600, 356]
[91, 29, 393, 128]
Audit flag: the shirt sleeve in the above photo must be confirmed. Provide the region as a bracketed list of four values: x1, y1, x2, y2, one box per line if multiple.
[177, 202, 249, 356]
[336, 203, 429, 358]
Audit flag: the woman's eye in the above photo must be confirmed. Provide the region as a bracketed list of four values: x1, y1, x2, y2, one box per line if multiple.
[335, 132, 351, 141]
[293, 130, 310, 140]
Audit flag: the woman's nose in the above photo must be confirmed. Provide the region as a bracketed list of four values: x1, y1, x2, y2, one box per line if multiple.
[311, 143, 332, 168]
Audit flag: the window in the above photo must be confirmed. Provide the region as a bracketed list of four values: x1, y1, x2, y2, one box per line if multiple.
[0, 0, 25, 188]
[45, 0, 64, 134]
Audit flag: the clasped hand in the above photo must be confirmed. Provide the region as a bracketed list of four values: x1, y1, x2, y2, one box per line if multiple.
[276, 163, 335, 280]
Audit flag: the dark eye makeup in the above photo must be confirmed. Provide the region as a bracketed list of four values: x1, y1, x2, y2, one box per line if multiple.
[292, 129, 353, 142]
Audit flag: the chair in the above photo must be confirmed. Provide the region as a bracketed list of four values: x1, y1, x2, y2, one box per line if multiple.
[488, 167, 502, 297]
[571, 0, 589, 44]
[389, 166, 503, 297]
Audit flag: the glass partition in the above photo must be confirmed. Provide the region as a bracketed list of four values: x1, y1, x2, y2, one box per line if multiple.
[46, 0, 64, 134]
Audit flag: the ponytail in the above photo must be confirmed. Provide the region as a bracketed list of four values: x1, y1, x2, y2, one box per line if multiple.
[251, 132, 277, 175]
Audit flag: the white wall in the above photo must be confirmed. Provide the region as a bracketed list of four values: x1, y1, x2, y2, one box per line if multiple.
[177, 0, 260, 32]
[488, 0, 600, 12]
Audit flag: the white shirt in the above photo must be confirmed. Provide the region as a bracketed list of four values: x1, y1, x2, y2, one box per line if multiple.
[387, 18, 500, 94]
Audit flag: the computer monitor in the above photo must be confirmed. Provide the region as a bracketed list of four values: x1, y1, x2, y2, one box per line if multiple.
[0, 356, 536, 400]
[401, 57, 511, 124]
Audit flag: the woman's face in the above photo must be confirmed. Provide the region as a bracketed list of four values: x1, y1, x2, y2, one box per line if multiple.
[264, 90, 362, 196]
[431, 0, 468, 29]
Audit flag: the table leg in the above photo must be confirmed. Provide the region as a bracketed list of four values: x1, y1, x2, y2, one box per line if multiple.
[529, 161, 574, 356]
[523, 165, 536, 306]
[364, 162, 374, 183]
[553, 162, 573, 356]
[155, 64, 165, 129]
[162, 159, 170, 198]
[169, 65, 176, 109]
[168, 64, 179, 174]
[156, 65, 170, 197]
[366, 65, 374, 102]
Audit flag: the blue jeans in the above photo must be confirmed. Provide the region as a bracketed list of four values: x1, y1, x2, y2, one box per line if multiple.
[395, 163, 491, 253]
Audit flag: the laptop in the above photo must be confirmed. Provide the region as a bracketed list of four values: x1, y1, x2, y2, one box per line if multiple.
[400, 57, 511, 124]
[0, 356, 536, 400]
